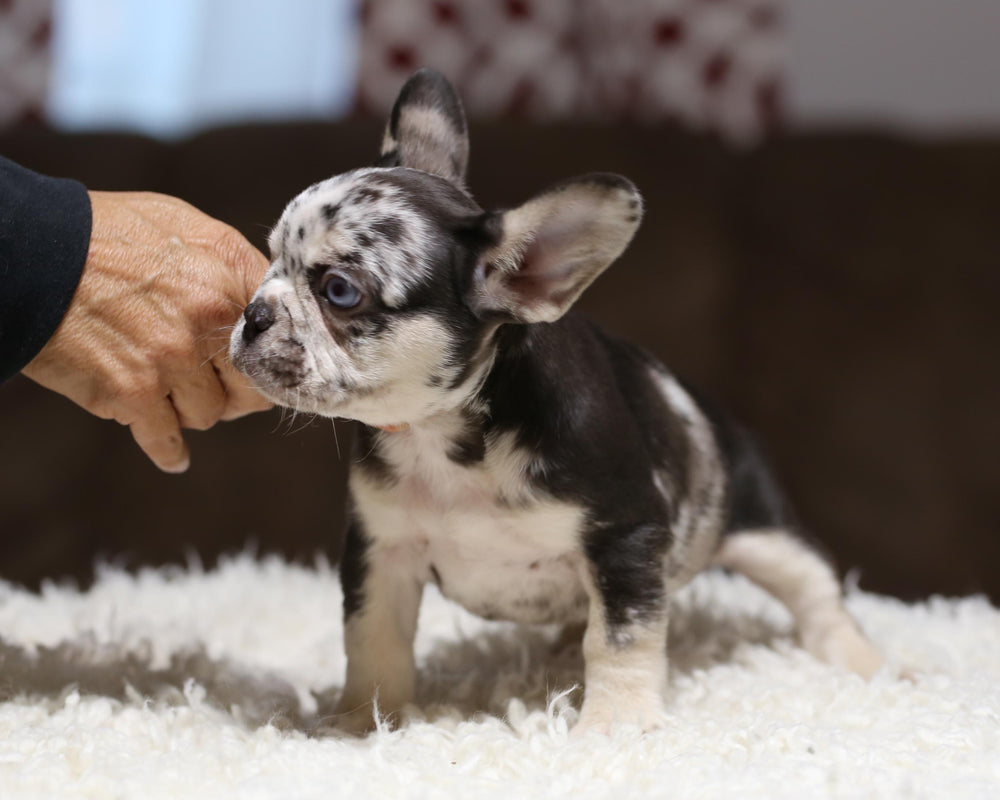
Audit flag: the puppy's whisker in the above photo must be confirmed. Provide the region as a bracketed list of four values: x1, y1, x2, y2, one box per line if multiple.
[331, 419, 342, 460]
[226, 372, 269, 394]
[220, 297, 249, 312]
[272, 405, 289, 434]
[283, 387, 302, 434]
[357, 437, 378, 465]
[288, 412, 319, 437]
[199, 343, 231, 368]
[194, 328, 236, 350]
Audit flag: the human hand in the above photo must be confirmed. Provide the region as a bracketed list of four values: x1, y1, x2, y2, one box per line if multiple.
[22, 191, 272, 472]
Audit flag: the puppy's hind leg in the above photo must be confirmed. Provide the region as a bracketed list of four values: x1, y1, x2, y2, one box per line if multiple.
[713, 529, 882, 678]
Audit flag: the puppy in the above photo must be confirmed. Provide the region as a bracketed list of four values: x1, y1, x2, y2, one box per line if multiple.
[230, 69, 881, 734]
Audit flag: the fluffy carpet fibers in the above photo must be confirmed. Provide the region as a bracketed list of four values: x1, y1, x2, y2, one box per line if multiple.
[1, 554, 998, 799]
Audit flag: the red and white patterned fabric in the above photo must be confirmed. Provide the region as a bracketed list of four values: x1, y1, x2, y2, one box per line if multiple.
[358, 0, 785, 141]
[0, 0, 53, 128]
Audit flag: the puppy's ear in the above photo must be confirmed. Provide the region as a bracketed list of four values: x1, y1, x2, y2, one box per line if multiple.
[378, 68, 469, 187]
[469, 174, 642, 324]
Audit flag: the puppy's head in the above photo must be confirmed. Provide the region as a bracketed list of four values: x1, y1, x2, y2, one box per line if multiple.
[231, 69, 643, 427]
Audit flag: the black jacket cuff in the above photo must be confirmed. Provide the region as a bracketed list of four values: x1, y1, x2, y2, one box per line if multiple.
[0, 156, 92, 383]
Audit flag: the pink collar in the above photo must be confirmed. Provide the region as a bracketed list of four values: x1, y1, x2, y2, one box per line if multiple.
[376, 422, 410, 433]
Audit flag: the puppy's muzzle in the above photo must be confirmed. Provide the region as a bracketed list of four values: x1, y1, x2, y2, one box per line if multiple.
[242, 299, 275, 344]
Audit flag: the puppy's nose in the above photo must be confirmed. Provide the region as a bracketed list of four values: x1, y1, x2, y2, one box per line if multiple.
[242, 299, 275, 344]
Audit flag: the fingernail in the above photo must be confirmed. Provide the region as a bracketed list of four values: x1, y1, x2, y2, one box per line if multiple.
[163, 455, 191, 474]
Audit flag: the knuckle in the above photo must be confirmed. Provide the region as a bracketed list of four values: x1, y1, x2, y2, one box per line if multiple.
[176, 380, 226, 432]
[221, 397, 262, 421]
[213, 225, 252, 262]
[118, 377, 159, 411]
[107, 379, 137, 409]
[184, 406, 221, 431]
[91, 400, 118, 421]
[84, 385, 118, 420]
[213, 224, 266, 278]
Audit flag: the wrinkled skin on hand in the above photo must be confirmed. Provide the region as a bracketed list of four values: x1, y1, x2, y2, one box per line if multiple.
[23, 191, 272, 472]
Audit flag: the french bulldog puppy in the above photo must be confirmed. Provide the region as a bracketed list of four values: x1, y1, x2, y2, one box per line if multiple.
[231, 69, 881, 734]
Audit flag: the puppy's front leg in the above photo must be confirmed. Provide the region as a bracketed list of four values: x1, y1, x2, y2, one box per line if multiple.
[576, 525, 670, 735]
[335, 516, 424, 734]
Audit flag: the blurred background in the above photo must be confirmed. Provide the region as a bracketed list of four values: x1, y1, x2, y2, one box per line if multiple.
[1, 0, 998, 600]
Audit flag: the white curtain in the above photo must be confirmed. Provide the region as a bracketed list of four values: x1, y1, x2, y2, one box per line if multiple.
[47, 0, 360, 138]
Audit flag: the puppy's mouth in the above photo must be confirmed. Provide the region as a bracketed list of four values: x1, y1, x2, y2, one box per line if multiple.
[231, 339, 366, 416]
[230, 332, 311, 400]
[246, 355, 305, 391]
[229, 322, 393, 419]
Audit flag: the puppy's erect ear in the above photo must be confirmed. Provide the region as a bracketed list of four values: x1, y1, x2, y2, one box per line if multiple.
[469, 174, 642, 324]
[378, 68, 469, 187]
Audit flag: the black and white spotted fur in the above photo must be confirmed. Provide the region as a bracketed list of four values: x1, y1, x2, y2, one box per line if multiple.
[231, 69, 881, 734]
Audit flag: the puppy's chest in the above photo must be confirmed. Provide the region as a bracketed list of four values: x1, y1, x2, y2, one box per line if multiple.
[353, 425, 589, 624]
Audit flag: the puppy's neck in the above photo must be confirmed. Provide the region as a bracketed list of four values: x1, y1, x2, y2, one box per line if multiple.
[366, 323, 544, 445]
[366, 360, 493, 441]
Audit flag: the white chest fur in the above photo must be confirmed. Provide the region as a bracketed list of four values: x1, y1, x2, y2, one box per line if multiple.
[351, 419, 590, 624]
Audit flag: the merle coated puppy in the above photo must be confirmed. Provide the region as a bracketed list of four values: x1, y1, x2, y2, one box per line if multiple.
[230, 69, 881, 734]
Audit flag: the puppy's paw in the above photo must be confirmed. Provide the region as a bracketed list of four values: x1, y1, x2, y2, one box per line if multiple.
[319, 697, 403, 737]
[572, 697, 667, 737]
[326, 705, 379, 737]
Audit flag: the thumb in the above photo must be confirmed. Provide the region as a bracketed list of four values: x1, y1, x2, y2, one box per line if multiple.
[215, 356, 273, 420]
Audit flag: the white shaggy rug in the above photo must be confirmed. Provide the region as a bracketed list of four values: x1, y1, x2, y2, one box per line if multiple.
[1, 554, 999, 799]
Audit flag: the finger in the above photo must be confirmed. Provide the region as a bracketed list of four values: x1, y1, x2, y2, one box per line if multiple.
[208, 225, 270, 299]
[169, 363, 228, 430]
[214, 358, 274, 420]
[119, 192, 268, 291]
[129, 399, 190, 473]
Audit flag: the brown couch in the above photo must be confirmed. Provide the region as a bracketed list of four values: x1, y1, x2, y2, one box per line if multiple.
[1, 120, 997, 601]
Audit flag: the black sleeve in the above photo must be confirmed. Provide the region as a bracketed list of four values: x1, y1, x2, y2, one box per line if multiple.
[0, 156, 92, 383]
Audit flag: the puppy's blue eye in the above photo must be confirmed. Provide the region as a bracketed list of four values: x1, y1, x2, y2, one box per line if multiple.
[322, 272, 362, 309]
